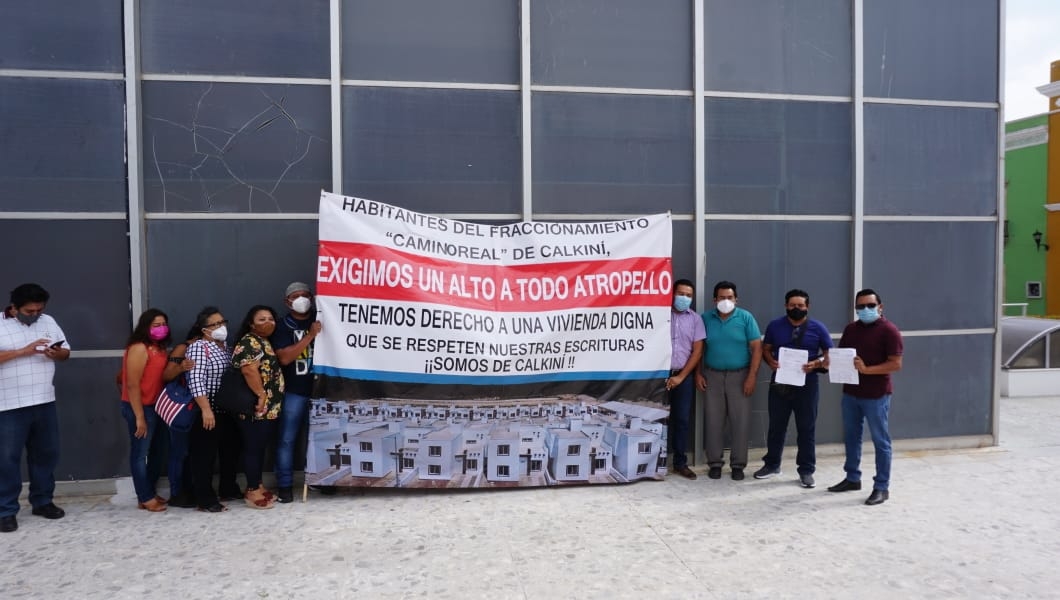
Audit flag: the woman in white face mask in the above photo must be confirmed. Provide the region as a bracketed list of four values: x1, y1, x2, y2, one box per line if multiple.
[183, 307, 242, 513]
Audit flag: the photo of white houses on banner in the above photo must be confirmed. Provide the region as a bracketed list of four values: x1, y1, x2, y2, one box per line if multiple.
[309, 191, 674, 489]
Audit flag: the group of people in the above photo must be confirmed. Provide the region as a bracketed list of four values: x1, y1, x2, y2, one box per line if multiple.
[667, 279, 903, 507]
[0, 281, 322, 532]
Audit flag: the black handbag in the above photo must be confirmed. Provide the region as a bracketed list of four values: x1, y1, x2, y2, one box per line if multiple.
[214, 366, 257, 416]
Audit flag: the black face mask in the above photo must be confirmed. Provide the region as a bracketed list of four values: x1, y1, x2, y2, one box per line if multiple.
[786, 308, 808, 321]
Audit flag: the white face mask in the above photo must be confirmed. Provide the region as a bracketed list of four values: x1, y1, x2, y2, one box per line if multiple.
[716, 299, 736, 314]
[291, 296, 312, 314]
[209, 325, 228, 342]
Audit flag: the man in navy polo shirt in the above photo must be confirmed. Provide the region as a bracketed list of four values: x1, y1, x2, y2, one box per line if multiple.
[666, 278, 705, 480]
[695, 281, 761, 480]
[828, 288, 903, 506]
[755, 289, 832, 488]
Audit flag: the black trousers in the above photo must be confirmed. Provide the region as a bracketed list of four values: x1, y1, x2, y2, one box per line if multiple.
[237, 417, 277, 490]
[188, 409, 242, 508]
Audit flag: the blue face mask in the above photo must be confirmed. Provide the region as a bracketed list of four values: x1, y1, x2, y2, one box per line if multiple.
[672, 296, 692, 312]
[856, 307, 880, 324]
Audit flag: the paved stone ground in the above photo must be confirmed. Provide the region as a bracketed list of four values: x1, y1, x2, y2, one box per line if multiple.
[1, 396, 1057, 599]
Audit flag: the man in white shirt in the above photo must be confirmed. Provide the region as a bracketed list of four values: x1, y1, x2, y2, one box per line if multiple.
[0, 283, 70, 533]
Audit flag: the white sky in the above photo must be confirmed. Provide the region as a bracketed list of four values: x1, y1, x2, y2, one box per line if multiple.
[1005, 0, 1060, 120]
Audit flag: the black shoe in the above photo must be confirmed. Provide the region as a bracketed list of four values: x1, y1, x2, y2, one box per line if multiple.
[707, 467, 722, 479]
[731, 468, 745, 481]
[865, 489, 889, 506]
[277, 487, 294, 504]
[310, 485, 337, 496]
[672, 465, 698, 480]
[0, 515, 16, 532]
[31, 503, 65, 520]
[753, 466, 781, 480]
[799, 473, 816, 488]
[827, 479, 862, 493]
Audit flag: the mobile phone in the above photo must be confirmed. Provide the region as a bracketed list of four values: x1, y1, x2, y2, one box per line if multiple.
[49, 340, 65, 349]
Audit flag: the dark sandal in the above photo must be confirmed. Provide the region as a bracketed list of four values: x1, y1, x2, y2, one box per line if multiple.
[197, 503, 228, 513]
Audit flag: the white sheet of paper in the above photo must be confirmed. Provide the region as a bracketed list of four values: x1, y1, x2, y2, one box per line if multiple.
[775, 347, 808, 386]
[827, 347, 859, 385]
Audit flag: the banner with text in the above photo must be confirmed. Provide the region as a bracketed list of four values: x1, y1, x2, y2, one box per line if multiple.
[309, 191, 674, 488]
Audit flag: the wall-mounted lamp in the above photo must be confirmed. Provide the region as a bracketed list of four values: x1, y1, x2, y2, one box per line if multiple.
[1004, 219, 1009, 244]
[1033, 229, 1050, 252]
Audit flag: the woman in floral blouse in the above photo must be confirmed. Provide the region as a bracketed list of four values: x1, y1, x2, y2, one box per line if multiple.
[232, 305, 285, 509]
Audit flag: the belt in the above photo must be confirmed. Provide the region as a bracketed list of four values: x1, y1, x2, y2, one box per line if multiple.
[707, 367, 748, 373]
[669, 369, 683, 375]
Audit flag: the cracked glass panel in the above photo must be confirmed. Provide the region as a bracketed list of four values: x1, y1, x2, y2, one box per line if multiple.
[705, 99, 852, 215]
[0, 219, 130, 350]
[0, 78, 126, 212]
[343, 87, 521, 214]
[141, 0, 329, 77]
[342, 0, 518, 84]
[704, 221, 852, 333]
[864, 221, 995, 330]
[531, 0, 692, 89]
[0, 0, 123, 71]
[146, 219, 320, 334]
[864, 0, 998, 102]
[142, 82, 331, 213]
[865, 104, 997, 216]
[532, 93, 694, 215]
[704, 0, 851, 96]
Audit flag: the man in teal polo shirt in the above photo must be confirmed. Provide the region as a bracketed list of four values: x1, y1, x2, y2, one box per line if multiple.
[695, 281, 761, 480]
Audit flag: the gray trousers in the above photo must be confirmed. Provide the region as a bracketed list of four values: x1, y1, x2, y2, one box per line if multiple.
[705, 367, 751, 469]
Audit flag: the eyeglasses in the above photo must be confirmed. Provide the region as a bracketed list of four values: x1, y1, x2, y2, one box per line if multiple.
[855, 303, 878, 310]
[204, 319, 228, 329]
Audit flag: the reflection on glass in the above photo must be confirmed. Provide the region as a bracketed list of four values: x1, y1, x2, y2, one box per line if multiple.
[1012, 339, 1046, 370]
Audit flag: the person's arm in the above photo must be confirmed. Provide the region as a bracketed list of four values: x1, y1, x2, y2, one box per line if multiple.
[274, 321, 322, 366]
[743, 338, 762, 396]
[235, 337, 268, 416]
[162, 343, 190, 382]
[0, 338, 51, 365]
[854, 354, 902, 375]
[125, 343, 149, 439]
[667, 340, 702, 391]
[186, 342, 215, 430]
[761, 341, 778, 371]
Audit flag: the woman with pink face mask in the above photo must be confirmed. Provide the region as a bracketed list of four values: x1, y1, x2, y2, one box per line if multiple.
[120, 308, 173, 512]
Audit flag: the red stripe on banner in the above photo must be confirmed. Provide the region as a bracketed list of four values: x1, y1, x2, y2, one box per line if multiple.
[317, 241, 672, 312]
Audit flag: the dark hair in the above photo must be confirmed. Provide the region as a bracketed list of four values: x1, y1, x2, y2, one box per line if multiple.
[185, 306, 221, 341]
[127, 308, 171, 348]
[785, 289, 810, 304]
[713, 281, 738, 299]
[673, 278, 695, 296]
[235, 305, 278, 341]
[10, 283, 49, 309]
[855, 288, 881, 304]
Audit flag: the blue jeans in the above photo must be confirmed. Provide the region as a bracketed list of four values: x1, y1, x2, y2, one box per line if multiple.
[167, 427, 190, 498]
[121, 402, 161, 503]
[763, 378, 819, 475]
[668, 375, 694, 469]
[275, 391, 309, 488]
[0, 402, 61, 517]
[841, 393, 892, 491]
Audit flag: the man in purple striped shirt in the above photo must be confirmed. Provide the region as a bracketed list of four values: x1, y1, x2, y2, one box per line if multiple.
[667, 278, 706, 479]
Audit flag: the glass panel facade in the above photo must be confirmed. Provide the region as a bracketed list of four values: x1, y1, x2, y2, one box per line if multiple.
[864, 0, 999, 102]
[863, 222, 996, 331]
[140, 0, 330, 77]
[342, 0, 518, 84]
[0, 220, 130, 350]
[531, 0, 692, 89]
[704, 0, 851, 96]
[1011, 339, 1046, 369]
[0, 0, 123, 72]
[705, 99, 852, 215]
[0, 79, 126, 212]
[533, 93, 694, 215]
[146, 220, 320, 334]
[343, 87, 521, 214]
[865, 105, 998, 216]
[896, 335, 994, 437]
[704, 222, 852, 332]
[142, 82, 331, 213]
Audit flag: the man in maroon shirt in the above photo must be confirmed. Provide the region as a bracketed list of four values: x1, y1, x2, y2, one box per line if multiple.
[827, 289, 903, 506]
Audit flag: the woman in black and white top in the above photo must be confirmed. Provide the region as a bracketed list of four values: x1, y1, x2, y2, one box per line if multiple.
[185, 306, 242, 513]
